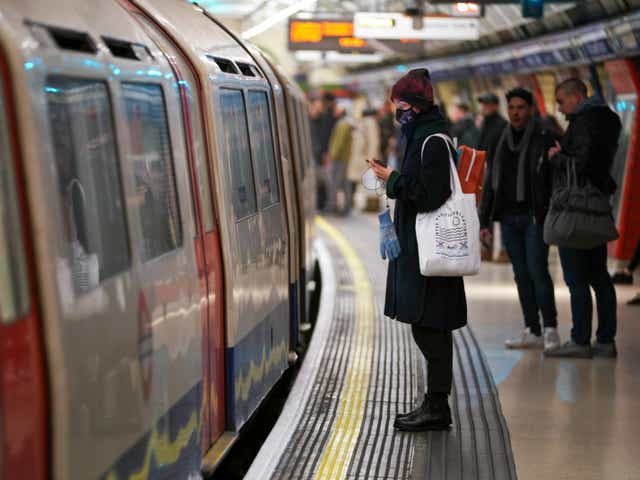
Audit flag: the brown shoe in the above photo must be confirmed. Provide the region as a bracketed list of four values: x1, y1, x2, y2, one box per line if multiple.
[495, 250, 510, 263]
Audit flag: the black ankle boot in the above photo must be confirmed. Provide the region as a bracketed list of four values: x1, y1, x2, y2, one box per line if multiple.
[394, 394, 452, 432]
[394, 395, 428, 423]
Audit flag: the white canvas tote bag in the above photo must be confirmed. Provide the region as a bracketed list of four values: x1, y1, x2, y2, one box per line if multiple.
[416, 134, 481, 277]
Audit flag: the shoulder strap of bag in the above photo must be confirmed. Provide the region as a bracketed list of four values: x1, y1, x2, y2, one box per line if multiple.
[420, 133, 462, 195]
[465, 148, 477, 183]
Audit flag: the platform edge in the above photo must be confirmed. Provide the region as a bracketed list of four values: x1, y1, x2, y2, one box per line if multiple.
[243, 235, 337, 480]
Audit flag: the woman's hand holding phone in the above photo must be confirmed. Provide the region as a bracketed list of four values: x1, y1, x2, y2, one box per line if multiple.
[368, 158, 394, 182]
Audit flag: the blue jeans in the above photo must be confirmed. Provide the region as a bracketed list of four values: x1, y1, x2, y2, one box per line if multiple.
[501, 214, 557, 335]
[559, 245, 617, 345]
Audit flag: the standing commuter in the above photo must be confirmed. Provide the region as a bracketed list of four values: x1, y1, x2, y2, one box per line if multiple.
[348, 107, 380, 212]
[312, 92, 340, 211]
[545, 78, 622, 358]
[310, 97, 328, 210]
[479, 88, 560, 350]
[379, 99, 396, 163]
[370, 68, 467, 432]
[612, 237, 640, 305]
[477, 92, 507, 161]
[327, 107, 354, 214]
[450, 101, 479, 148]
[477, 92, 510, 263]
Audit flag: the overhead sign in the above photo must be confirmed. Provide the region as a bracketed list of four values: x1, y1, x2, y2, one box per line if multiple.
[354, 12, 480, 40]
[288, 19, 375, 52]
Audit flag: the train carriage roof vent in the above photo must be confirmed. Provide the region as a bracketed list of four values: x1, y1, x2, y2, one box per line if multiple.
[46, 25, 97, 54]
[102, 37, 150, 61]
[236, 62, 256, 77]
[209, 56, 239, 74]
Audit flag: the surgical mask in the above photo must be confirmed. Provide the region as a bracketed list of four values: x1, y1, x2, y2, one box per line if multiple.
[395, 108, 414, 125]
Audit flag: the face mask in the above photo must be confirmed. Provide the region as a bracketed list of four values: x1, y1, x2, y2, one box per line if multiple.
[395, 108, 414, 125]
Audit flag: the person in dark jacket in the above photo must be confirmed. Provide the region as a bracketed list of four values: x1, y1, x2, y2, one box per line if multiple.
[311, 92, 340, 210]
[477, 92, 507, 160]
[370, 68, 467, 432]
[450, 101, 479, 148]
[479, 87, 560, 351]
[544, 78, 622, 359]
[477, 92, 510, 262]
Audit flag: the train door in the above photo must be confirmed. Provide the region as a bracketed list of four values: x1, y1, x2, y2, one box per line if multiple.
[217, 84, 290, 428]
[234, 44, 303, 353]
[122, 4, 227, 449]
[0, 46, 48, 480]
[177, 57, 227, 451]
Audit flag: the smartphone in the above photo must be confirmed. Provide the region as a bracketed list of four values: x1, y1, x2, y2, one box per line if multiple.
[370, 158, 387, 167]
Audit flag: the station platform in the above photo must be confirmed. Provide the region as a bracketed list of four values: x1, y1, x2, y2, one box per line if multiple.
[245, 213, 640, 480]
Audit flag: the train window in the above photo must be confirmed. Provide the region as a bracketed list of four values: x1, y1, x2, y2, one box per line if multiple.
[0, 77, 30, 323]
[236, 63, 255, 77]
[102, 37, 151, 62]
[121, 82, 183, 261]
[210, 57, 239, 75]
[45, 77, 131, 294]
[247, 91, 279, 208]
[219, 89, 257, 219]
[46, 25, 97, 54]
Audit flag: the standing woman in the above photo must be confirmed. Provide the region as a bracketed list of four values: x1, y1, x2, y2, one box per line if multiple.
[370, 69, 467, 431]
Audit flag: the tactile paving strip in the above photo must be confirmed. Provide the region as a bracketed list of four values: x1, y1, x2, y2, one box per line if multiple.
[272, 217, 517, 480]
[414, 326, 518, 480]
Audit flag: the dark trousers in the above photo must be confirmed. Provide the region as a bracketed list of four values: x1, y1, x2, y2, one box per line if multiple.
[411, 325, 452, 395]
[559, 244, 617, 345]
[500, 214, 557, 335]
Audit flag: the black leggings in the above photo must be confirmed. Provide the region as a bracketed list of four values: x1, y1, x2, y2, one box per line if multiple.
[629, 238, 640, 272]
[411, 325, 453, 395]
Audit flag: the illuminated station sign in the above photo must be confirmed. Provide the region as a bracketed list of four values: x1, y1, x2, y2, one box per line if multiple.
[288, 19, 376, 52]
[288, 18, 425, 54]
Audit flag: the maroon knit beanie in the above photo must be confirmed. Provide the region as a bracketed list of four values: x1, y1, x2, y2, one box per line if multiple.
[390, 68, 434, 110]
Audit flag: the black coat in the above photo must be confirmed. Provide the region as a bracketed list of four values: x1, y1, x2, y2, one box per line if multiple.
[549, 97, 622, 195]
[451, 116, 479, 149]
[478, 112, 507, 160]
[384, 109, 468, 331]
[478, 117, 558, 228]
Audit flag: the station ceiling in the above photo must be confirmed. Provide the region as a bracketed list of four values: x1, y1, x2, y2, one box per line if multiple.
[197, 0, 639, 61]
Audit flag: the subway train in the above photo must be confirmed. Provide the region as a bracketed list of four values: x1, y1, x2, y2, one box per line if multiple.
[347, 9, 640, 267]
[0, 1, 316, 479]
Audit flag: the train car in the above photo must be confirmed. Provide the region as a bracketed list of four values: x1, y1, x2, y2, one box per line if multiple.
[200, 15, 318, 355]
[0, 0, 316, 478]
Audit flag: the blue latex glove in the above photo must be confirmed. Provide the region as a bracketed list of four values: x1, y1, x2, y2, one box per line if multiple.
[378, 208, 401, 260]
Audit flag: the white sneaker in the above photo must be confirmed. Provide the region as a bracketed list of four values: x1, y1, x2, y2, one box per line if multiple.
[543, 327, 561, 350]
[505, 327, 544, 349]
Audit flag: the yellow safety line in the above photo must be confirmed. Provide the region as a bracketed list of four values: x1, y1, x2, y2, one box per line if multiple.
[314, 216, 375, 480]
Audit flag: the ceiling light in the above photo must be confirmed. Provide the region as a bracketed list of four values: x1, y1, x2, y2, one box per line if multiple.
[452, 2, 481, 17]
[242, 0, 316, 39]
